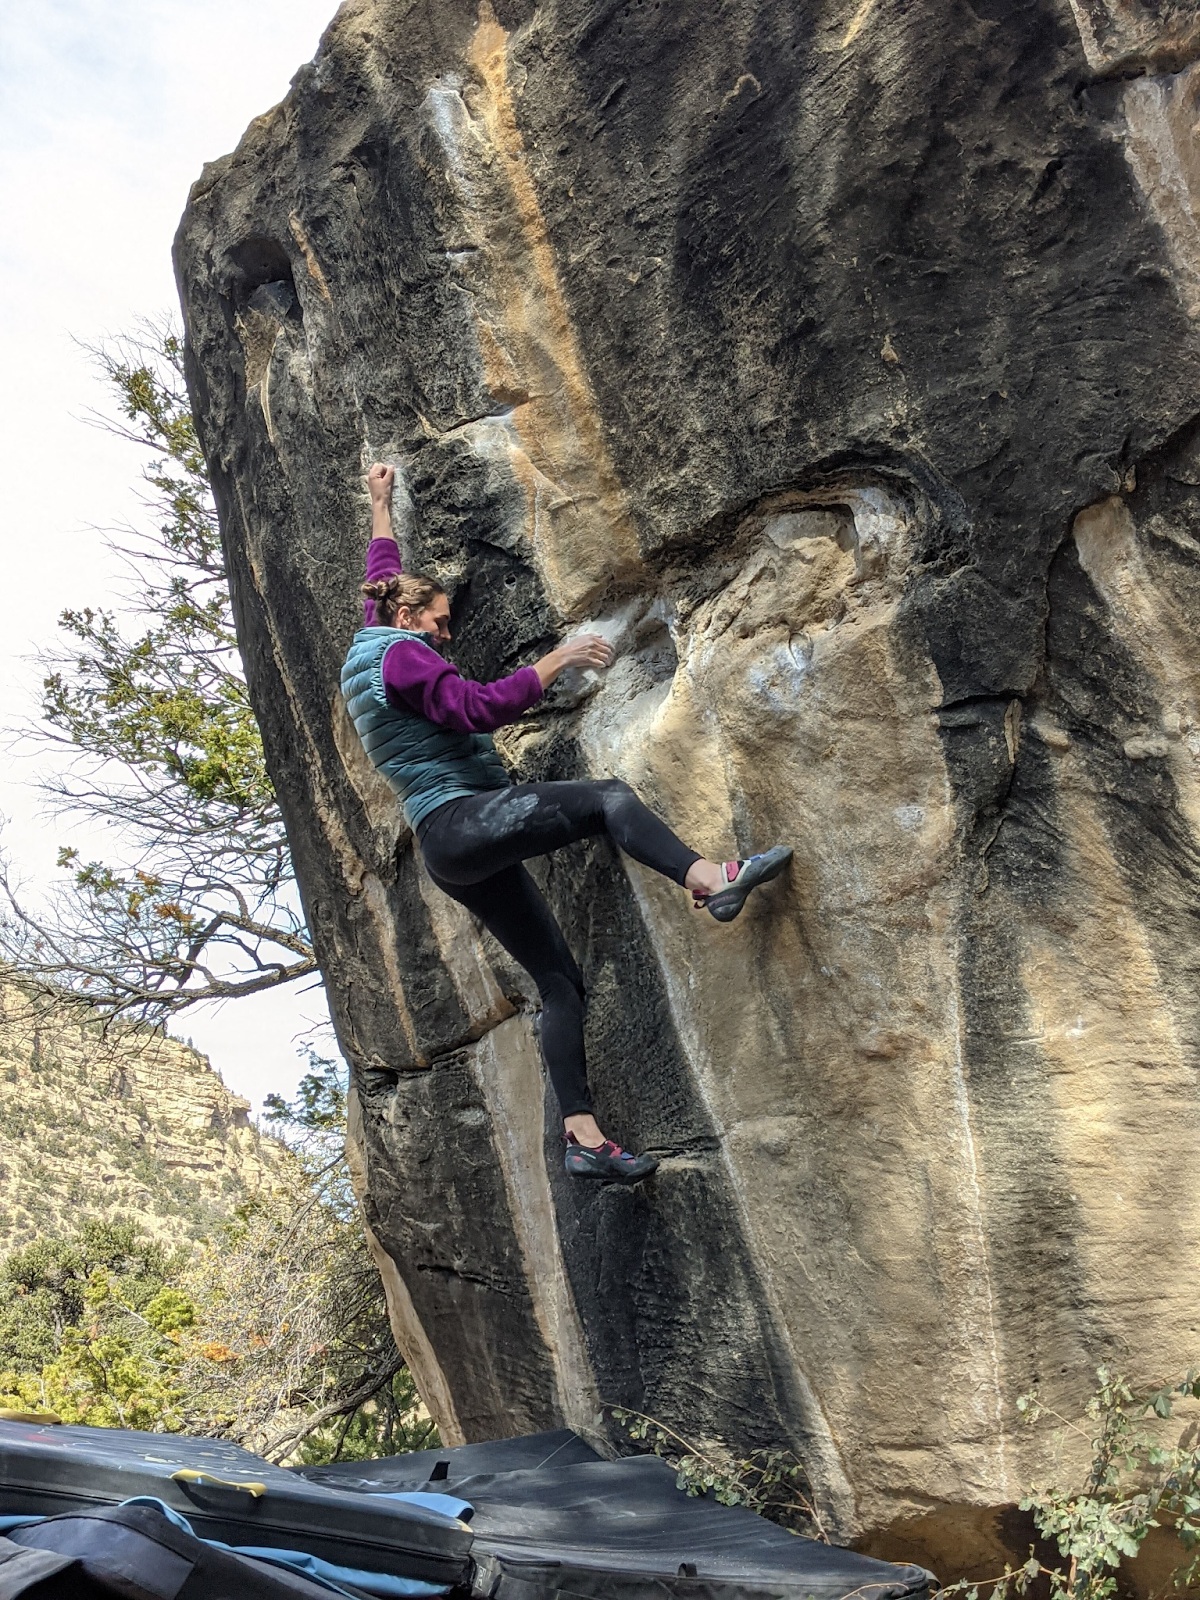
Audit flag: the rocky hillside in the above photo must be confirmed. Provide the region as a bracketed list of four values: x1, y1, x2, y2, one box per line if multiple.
[0, 978, 287, 1251]
[175, 0, 1200, 1573]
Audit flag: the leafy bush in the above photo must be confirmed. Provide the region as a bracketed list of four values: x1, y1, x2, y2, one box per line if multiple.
[946, 1369, 1200, 1600]
[611, 1407, 826, 1539]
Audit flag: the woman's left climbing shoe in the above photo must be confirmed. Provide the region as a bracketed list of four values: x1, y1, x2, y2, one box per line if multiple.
[564, 1136, 659, 1184]
[694, 845, 794, 923]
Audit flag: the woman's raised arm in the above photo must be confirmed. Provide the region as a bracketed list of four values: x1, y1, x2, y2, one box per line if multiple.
[364, 463, 402, 625]
[367, 463, 397, 545]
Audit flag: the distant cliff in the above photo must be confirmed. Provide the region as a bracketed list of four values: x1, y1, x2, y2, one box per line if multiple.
[175, 0, 1200, 1570]
[0, 978, 286, 1249]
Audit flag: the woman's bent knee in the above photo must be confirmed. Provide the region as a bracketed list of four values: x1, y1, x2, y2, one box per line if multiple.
[598, 777, 637, 816]
[540, 970, 585, 1008]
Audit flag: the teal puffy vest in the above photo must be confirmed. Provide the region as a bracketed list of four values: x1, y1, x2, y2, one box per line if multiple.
[340, 627, 511, 832]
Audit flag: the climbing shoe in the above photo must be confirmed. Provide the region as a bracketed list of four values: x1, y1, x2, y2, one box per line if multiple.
[564, 1136, 659, 1184]
[694, 845, 794, 923]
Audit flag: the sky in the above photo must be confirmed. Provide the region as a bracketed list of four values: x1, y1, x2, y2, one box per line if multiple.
[0, 0, 343, 1112]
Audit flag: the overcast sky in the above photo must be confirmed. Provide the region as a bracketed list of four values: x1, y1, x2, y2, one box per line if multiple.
[0, 0, 342, 1111]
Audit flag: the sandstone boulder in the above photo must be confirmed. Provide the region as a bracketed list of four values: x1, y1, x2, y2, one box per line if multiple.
[174, 0, 1200, 1570]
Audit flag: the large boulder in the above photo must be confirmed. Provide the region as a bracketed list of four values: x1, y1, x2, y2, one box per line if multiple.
[174, 0, 1200, 1568]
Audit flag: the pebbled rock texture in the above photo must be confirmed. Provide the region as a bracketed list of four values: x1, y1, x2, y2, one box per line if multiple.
[175, 0, 1200, 1569]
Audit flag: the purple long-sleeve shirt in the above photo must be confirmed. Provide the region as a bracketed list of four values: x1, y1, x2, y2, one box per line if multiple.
[364, 537, 543, 733]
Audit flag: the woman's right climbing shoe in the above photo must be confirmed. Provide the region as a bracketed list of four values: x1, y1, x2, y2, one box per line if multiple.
[696, 845, 794, 923]
[564, 1136, 659, 1184]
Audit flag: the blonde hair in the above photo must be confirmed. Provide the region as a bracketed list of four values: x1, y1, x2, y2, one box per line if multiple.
[361, 572, 444, 628]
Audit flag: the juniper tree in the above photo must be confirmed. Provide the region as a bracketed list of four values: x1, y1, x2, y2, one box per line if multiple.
[0, 321, 317, 1023]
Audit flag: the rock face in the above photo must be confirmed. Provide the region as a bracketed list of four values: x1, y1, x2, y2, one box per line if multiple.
[175, 0, 1200, 1568]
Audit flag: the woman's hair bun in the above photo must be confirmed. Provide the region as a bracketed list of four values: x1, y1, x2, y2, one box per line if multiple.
[360, 572, 443, 627]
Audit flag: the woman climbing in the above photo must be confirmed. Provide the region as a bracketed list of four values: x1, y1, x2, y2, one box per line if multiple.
[342, 463, 792, 1183]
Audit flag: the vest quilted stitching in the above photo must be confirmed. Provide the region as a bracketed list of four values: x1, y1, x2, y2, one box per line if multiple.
[340, 627, 511, 832]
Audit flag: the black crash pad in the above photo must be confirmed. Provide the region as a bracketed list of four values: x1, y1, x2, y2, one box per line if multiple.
[299, 1434, 937, 1600]
[0, 1421, 937, 1600]
[299, 1429, 603, 1491]
[0, 1418, 471, 1585]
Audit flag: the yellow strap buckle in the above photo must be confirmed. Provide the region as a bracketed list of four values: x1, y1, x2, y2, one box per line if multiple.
[170, 1468, 267, 1499]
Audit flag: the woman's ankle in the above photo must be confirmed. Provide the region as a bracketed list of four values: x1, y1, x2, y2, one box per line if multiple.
[564, 1113, 605, 1147]
[684, 859, 723, 897]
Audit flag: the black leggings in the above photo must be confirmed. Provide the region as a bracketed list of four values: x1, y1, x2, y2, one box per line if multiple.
[417, 781, 701, 1118]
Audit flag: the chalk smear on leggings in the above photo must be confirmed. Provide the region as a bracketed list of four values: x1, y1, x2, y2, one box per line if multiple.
[461, 789, 541, 840]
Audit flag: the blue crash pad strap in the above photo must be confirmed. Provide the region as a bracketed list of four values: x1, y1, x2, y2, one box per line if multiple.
[117, 1498, 196, 1534]
[234, 1546, 449, 1597]
[378, 1491, 474, 1522]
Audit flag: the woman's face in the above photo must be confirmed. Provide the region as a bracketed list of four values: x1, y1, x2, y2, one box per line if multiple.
[399, 594, 451, 645]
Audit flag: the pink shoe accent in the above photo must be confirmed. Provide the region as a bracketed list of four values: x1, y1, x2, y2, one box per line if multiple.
[567, 1134, 635, 1161]
[692, 861, 744, 905]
